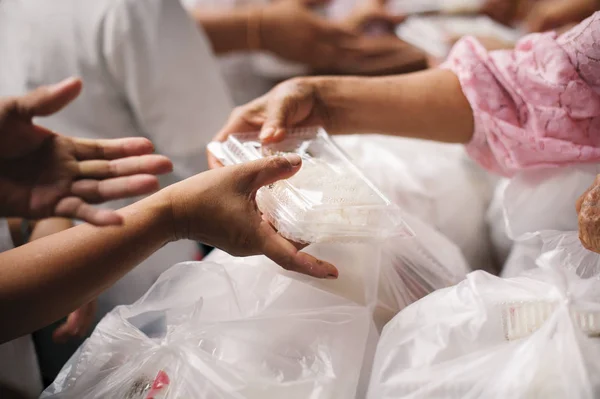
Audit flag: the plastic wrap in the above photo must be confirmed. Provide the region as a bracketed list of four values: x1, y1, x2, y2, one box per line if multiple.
[498, 165, 600, 277]
[367, 254, 600, 399]
[334, 134, 496, 272]
[208, 127, 413, 245]
[42, 261, 372, 399]
[396, 15, 521, 59]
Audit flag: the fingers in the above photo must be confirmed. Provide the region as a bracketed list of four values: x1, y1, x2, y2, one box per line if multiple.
[72, 137, 157, 160]
[260, 80, 316, 143]
[71, 175, 161, 204]
[258, 221, 338, 278]
[52, 301, 97, 343]
[54, 197, 123, 226]
[16, 77, 82, 118]
[240, 155, 303, 192]
[77, 154, 172, 179]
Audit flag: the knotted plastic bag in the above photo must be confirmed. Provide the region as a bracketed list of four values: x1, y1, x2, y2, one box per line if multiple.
[367, 252, 600, 399]
[42, 261, 371, 399]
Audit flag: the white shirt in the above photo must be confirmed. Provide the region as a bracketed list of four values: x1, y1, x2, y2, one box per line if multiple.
[0, 0, 233, 390]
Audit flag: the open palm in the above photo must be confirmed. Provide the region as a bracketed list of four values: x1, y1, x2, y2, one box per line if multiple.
[0, 78, 173, 225]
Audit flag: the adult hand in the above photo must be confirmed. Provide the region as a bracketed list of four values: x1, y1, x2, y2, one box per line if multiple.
[481, 0, 522, 26]
[577, 175, 600, 253]
[52, 299, 97, 343]
[165, 154, 338, 279]
[525, 0, 598, 32]
[0, 77, 173, 225]
[342, 0, 405, 34]
[208, 78, 330, 169]
[260, 0, 418, 74]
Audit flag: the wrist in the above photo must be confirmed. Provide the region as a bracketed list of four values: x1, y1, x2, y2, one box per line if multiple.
[121, 192, 176, 244]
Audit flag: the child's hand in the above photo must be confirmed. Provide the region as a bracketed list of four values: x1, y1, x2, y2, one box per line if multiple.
[52, 299, 97, 343]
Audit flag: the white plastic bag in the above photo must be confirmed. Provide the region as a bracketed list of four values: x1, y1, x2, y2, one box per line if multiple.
[498, 165, 600, 277]
[206, 211, 470, 329]
[374, 211, 470, 329]
[388, 0, 485, 14]
[367, 254, 600, 399]
[335, 134, 496, 272]
[42, 261, 372, 399]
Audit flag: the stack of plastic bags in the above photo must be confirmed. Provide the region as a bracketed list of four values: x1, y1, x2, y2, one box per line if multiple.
[367, 231, 600, 398]
[43, 127, 471, 398]
[42, 261, 372, 398]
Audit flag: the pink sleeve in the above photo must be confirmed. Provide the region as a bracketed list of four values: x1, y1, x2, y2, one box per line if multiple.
[442, 12, 600, 177]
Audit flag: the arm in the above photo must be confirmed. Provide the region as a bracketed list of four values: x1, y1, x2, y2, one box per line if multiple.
[189, 6, 257, 54]
[0, 155, 337, 344]
[213, 13, 600, 176]
[307, 70, 475, 143]
[0, 196, 171, 343]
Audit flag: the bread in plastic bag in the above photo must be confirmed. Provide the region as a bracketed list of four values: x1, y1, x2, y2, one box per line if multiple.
[42, 261, 372, 399]
[367, 253, 600, 399]
[334, 134, 496, 272]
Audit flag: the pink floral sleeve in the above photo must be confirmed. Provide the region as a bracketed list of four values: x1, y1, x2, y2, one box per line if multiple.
[443, 12, 600, 177]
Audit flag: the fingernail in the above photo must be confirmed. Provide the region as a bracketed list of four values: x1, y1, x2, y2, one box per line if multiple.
[284, 154, 302, 167]
[48, 77, 79, 94]
[259, 127, 275, 141]
[326, 274, 338, 280]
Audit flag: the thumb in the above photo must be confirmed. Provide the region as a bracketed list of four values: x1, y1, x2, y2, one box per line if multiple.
[242, 154, 303, 192]
[260, 81, 315, 143]
[16, 77, 82, 118]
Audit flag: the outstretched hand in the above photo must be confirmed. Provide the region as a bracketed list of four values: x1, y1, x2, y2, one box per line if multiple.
[0, 77, 173, 225]
[166, 154, 338, 279]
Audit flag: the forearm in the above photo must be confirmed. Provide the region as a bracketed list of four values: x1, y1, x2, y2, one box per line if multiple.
[0, 194, 173, 343]
[312, 69, 475, 143]
[190, 6, 259, 55]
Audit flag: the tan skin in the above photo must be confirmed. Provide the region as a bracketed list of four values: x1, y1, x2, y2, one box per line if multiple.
[0, 154, 337, 344]
[0, 80, 336, 344]
[208, 70, 475, 170]
[7, 217, 95, 343]
[0, 77, 174, 225]
[192, 0, 426, 76]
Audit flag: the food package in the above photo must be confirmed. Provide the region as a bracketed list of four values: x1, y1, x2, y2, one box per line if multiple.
[367, 252, 600, 399]
[208, 127, 413, 245]
[396, 15, 521, 59]
[42, 261, 372, 399]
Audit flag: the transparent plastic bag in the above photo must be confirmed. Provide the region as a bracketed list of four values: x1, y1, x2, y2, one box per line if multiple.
[499, 165, 600, 277]
[395, 15, 521, 58]
[367, 254, 600, 399]
[208, 127, 413, 245]
[374, 211, 470, 329]
[334, 134, 496, 272]
[42, 261, 372, 399]
[206, 211, 469, 329]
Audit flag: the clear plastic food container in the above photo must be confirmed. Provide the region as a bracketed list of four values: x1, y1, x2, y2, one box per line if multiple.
[208, 127, 413, 244]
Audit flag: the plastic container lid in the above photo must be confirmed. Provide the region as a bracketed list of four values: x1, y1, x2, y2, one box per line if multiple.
[208, 127, 413, 244]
